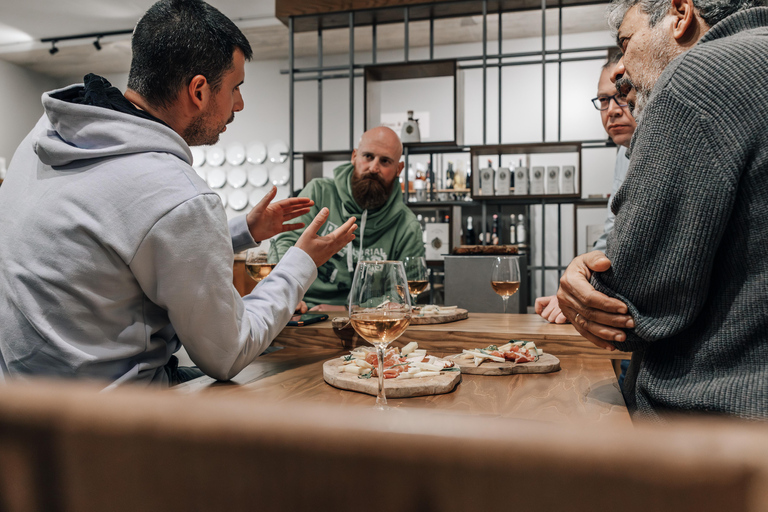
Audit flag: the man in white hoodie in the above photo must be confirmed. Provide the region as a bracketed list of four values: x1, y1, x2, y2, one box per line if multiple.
[0, 0, 356, 387]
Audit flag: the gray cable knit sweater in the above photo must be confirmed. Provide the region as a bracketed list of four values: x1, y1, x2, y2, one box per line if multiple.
[592, 7, 768, 421]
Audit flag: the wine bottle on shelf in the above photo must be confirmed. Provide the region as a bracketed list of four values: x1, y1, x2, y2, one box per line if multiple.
[516, 214, 526, 245]
[445, 161, 455, 190]
[465, 216, 476, 245]
[509, 214, 517, 244]
[491, 214, 500, 246]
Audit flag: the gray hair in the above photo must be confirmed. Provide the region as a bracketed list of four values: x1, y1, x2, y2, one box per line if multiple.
[607, 0, 766, 35]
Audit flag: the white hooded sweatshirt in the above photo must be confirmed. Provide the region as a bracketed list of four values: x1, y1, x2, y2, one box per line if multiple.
[0, 82, 316, 386]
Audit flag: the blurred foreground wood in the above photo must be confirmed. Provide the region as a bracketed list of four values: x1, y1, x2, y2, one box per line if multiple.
[1, 380, 767, 512]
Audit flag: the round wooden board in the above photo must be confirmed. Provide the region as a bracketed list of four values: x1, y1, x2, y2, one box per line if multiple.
[323, 358, 461, 398]
[331, 308, 468, 329]
[447, 352, 560, 375]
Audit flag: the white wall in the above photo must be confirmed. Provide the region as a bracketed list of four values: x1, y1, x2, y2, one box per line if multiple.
[0, 60, 60, 171]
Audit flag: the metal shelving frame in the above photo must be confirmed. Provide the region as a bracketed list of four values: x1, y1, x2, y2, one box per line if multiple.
[284, 0, 613, 305]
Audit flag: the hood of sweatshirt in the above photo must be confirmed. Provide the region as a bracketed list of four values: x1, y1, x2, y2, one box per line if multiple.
[332, 162, 410, 236]
[35, 75, 191, 168]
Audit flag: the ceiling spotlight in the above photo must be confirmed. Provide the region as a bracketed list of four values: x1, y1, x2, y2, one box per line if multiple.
[93, 37, 102, 51]
[49, 41, 59, 55]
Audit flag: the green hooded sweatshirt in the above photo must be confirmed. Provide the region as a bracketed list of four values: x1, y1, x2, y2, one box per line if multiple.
[268, 162, 425, 308]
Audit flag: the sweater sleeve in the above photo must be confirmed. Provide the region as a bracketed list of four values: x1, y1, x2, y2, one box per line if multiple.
[229, 214, 257, 254]
[130, 194, 317, 381]
[592, 89, 739, 351]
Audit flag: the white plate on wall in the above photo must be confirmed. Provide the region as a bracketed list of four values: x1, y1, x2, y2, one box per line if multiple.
[191, 146, 206, 167]
[267, 140, 288, 164]
[215, 189, 228, 208]
[249, 188, 266, 207]
[206, 146, 225, 167]
[227, 167, 247, 188]
[228, 189, 248, 211]
[206, 167, 226, 189]
[225, 142, 246, 166]
[269, 164, 290, 186]
[274, 186, 290, 201]
[246, 142, 267, 164]
[247, 164, 269, 187]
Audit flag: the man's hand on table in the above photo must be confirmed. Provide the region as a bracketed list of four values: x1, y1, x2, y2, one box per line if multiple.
[535, 295, 568, 324]
[296, 207, 357, 267]
[245, 186, 314, 242]
[557, 251, 635, 351]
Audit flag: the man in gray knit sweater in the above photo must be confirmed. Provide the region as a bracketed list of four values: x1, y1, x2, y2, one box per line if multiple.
[557, 0, 768, 421]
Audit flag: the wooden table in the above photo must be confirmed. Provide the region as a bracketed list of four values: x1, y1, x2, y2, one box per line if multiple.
[177, 314, 631, 426]
[274, 313, 630, 360]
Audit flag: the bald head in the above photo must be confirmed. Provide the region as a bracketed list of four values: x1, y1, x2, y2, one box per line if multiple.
[350, 126, 405, 210]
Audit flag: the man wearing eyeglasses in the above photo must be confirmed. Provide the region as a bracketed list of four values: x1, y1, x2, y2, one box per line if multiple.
[535, 54, 637, 325]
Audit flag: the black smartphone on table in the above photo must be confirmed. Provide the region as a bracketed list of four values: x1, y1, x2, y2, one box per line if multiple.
[287, 312, 329, 326]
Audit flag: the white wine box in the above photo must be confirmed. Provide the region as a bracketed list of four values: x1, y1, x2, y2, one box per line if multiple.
[514, 166, 529, 195]
[480, 167, 495, 196]
[546, 166, 560, 195]
[495, 167, 511, 195]
[425, 223, 449, 260]
[530, 166, 545, 195]
[561, 165, 576, 194]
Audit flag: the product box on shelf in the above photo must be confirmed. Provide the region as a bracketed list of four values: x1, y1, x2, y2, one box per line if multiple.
[546, 166, 560, 195]
[561, 165, 576, 194]
[425, 222, 450, 260]
[514, 166, 529, 195]
[495, 167, 511, 196]
[530, 166, 545, 195]
[480, 167, 495, 196]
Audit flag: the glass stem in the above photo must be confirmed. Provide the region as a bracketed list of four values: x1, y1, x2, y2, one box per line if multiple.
[375, 344, 387, 407]
[502, 296, 509, 314]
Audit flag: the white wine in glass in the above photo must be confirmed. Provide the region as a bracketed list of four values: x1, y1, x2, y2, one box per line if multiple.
[491, 256, 521, 313]
[348, 260, 412, 409]
[245, 249, 276, 284]
[403, 256, 429, 302]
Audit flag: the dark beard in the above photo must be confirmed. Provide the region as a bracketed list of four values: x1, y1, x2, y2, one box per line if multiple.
[351, 172, 391, 210]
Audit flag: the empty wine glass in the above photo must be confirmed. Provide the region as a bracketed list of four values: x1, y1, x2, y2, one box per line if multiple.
[348, 260, 412, 409]
[403, 256, 429, 303]
[490, 256, 520, 313]
[244, 249, 275, 285]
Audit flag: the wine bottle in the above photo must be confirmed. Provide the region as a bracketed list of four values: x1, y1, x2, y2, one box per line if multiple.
[516, 214, 526, 244]
[509, 214, 517, 244]
[465, 216, 476, 245]
[491, 214, 500, 246]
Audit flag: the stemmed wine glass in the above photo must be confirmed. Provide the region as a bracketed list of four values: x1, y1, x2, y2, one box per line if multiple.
[348, 260, 412, 409]
[490, 256, 520, 313]
[244, 249, 275, 285]
[403, 256, 429, 303]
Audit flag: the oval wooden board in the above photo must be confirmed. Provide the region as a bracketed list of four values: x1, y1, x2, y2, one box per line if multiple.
[332, 308, 468, 329]
[447, 352, 560, 375]
[323, 358, 461, 398]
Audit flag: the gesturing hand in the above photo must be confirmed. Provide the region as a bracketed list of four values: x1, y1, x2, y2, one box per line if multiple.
[534, 295, 568, 324]
[295, 208, 357, 267]
[245, 186, 314, 242]
[557, 251, 635, 351]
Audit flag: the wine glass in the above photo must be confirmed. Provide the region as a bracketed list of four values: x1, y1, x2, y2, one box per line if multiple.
[490, 256, 520, 313]
[403, 256, 429, 303]
[348, 260, 412, 409]
[244, 249, 275, 285]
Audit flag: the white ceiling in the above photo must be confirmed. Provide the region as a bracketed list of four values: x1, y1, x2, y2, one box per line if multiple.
[0, 0, 611, 78]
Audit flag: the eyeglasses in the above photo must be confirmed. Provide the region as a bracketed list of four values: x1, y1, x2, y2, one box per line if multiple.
[591, 94, 628, 111]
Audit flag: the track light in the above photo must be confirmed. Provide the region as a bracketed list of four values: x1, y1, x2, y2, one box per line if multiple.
[49, 41, 59, 55]
[93, 37, 101, 51]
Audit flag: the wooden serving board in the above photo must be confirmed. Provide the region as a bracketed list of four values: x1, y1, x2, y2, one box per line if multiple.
[332, 308, 468, 329]
[322, 359, 461, 398]
[447, 352, 560, 376]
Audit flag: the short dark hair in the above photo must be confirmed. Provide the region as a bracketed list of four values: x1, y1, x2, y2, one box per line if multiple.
[127, 0, 253, 110]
